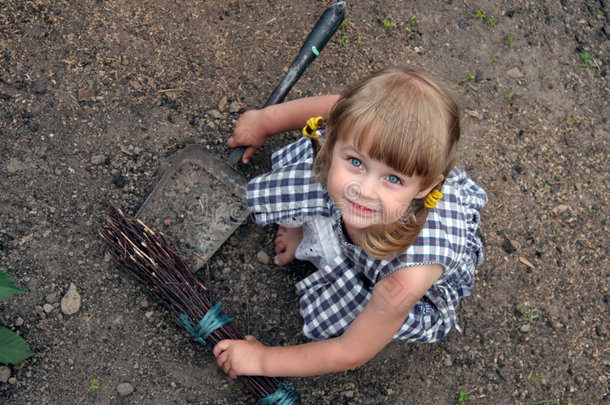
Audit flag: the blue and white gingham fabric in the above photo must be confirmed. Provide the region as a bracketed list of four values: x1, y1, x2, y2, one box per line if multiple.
[247, 137, 487, 343]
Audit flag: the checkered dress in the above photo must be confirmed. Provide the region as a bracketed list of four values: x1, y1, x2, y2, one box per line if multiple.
[247, 137, 487, 343]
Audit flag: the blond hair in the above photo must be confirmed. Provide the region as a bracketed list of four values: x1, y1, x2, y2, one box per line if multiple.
[314, 66, 461, 259]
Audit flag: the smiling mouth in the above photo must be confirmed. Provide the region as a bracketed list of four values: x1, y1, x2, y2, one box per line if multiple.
[346, 199, 378, 216]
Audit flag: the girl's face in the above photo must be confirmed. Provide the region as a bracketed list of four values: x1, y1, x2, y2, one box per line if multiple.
[327, 135, 436, 240]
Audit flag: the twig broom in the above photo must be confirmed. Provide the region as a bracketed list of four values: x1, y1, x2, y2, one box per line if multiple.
[99, 205, 297, 404]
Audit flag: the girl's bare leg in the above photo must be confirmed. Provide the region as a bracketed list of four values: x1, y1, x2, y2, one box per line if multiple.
[273, 225, 303, 266]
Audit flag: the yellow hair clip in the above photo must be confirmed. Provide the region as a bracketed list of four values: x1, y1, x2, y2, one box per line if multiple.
[302, 116, 324, 140]
[424, 189, 443, 209]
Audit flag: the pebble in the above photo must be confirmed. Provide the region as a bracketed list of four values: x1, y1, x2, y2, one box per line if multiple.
[77, 86, 95, 102]
[343, 390, 354, 398]
[43, 303, 54, 314]
[507, 67, 524, 79]
[256, 250, 271, 265]
[14, 317, 24, 327]
[60, 283, 81, 315]
[5, 158, 26, 174]
[117, 382, 134, 397]
[209, 109, 224, 119]
[0, 366, 10, 383]
[520, 324, 531, 333]
[90, 154, 105, 165]
[229, 101, 241, 113]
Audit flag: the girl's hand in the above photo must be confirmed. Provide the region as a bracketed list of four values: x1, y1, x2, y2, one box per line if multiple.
[213, 336, 266, 378]
[227, 109, 269, 164]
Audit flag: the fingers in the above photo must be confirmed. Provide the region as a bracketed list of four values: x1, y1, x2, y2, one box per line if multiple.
[242, 146, 257, 164]
[226, 139, 259, 164]
[213, 339, 229, 357]
[214, 341, 238, 379]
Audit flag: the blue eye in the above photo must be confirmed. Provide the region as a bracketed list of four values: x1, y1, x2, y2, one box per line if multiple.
[387, 175, 402, 185]
[349, 157, 362, 168]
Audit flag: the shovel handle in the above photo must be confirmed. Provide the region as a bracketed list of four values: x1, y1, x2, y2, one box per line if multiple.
[228, 1, 346, 166]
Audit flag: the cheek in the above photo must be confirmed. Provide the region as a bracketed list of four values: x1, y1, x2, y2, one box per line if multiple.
[326, 165, 342, 198]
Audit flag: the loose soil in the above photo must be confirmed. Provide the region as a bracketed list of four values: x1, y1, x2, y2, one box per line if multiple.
[137, 151, 248, 270]
[0, 1, 608, 404]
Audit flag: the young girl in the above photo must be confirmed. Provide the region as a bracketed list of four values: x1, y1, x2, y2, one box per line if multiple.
[213, 66, 487, 378]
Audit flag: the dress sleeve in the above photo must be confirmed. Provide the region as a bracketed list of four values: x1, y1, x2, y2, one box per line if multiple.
[247, 137, 330, 226]
[270, 136, 315, 169]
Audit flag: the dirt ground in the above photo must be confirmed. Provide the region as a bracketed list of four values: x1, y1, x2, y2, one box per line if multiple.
[1, 0, 608, 404]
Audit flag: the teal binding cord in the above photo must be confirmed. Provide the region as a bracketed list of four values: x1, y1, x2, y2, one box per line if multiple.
[178, 302, 232, 350]
[258, 381, 298, 405]
[311, 45, 320, 56]
[180, 304, 296, 404]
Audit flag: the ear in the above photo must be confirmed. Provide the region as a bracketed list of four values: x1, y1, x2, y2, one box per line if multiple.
[415, 174, 445, 199]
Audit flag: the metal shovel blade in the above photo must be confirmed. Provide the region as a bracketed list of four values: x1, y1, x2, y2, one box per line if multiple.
[136, 145, 248, 270]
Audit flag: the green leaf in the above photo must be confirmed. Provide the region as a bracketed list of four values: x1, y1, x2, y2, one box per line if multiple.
[89, 378, 100, 390]
[0, 269, 28, 299]
[0, 327, 35, 364]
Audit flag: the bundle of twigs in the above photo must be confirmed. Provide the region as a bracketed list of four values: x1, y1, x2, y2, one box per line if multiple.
[99, 205, 297, 404]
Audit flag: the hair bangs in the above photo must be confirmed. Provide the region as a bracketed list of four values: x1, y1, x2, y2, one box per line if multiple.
[340, 85, 449, 187]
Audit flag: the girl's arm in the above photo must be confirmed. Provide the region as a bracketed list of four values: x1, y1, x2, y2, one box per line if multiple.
[213, 263, 443, 377]
[227, 95, 339, 163]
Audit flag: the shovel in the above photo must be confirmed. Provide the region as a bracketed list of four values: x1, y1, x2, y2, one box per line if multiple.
[136, 2, 346, 270]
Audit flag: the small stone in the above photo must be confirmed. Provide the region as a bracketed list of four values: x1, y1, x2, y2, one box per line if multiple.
[218, 96, 227, 111]
[45, 292, 59, 304]
[129, 80, 142, 90]
[520, 324, 531, 333]
[209, 109, 224, 119]
[145, 311, 154, 319]
[117, 382, 134, 397]
[8, 377, 16, 385]
[104, 252, 112, 263]
[256, 250, 271, 265]
[77, 86, 95, 102]
[61, 283, 81, 315]
[0, 366, 10, 383]
[5, 158, 26, 174]
[464, 109, 483, 120]
[90, 154, 105, 165]
[551, 205, 570, 216]
[14, 317, 24, 327]
[444, 355, 453, 367]
[43, 303, 54, 314]
[507, 67, 524, 79]
[229, 101, 241, 113]
[343, 390, 354, 398]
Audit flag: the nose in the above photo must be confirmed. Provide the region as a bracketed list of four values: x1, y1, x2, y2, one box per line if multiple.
[357, 174, 379, 201]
